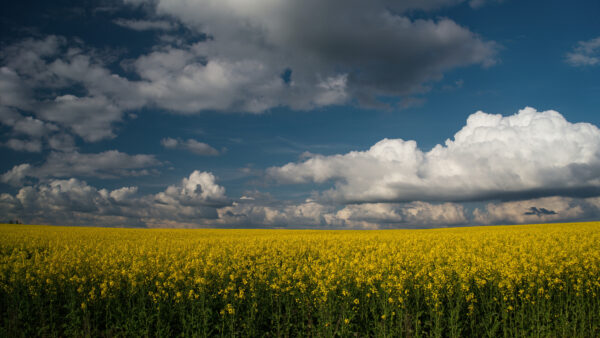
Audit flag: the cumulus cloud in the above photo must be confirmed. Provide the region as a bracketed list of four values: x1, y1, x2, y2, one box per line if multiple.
[0, 36, 144, 147]
[37, 95, 123, 142]
[161, 137, 220, 155]
[109, 186, 139, 202]
[269, 107, 600, 203]
[566, 37, 600, 66]
[0, 107, 62, 152]
[1, 150, 161, 186]
[155, 170, 228, 207]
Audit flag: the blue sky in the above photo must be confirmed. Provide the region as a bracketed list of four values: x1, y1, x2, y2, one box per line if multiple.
[1, 0, 599, 228]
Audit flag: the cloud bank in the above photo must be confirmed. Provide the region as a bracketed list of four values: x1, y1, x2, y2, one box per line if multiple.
[0, 171, 231, 227]
[3, 181, 599, 228]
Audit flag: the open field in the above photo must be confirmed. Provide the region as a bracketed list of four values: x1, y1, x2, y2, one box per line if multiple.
[1, 222, 599, 337]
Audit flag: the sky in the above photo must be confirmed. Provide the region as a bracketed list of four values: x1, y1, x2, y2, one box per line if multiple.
[1, 0, 599, 228]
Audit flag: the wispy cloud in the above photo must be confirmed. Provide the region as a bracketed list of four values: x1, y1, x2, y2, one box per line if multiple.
[161, 137, 220, 156]
[113, 18, 178, 31]
[566, 37, 600, 66]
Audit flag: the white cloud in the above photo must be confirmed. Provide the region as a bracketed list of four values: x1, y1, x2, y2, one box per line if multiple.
[161, 137, 220, 155]
[269, 107, 600, 203]
[16, 178, 113, 215]
[155, 170, 228, 206]
[113, 18, 177, 31]
[567, 37, 600, 66]
[138, 171, 231, 226]
[109, 186, 139, 202]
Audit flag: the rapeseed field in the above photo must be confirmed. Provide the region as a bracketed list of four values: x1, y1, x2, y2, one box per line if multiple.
[1, 222, 599, 336]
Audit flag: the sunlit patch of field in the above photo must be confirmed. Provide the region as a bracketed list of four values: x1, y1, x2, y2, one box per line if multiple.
[1, 222, 599, 336]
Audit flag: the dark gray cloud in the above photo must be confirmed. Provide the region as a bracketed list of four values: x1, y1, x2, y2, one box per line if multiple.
[123, 0, 498, 111]
[524, 207, 557, 216]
